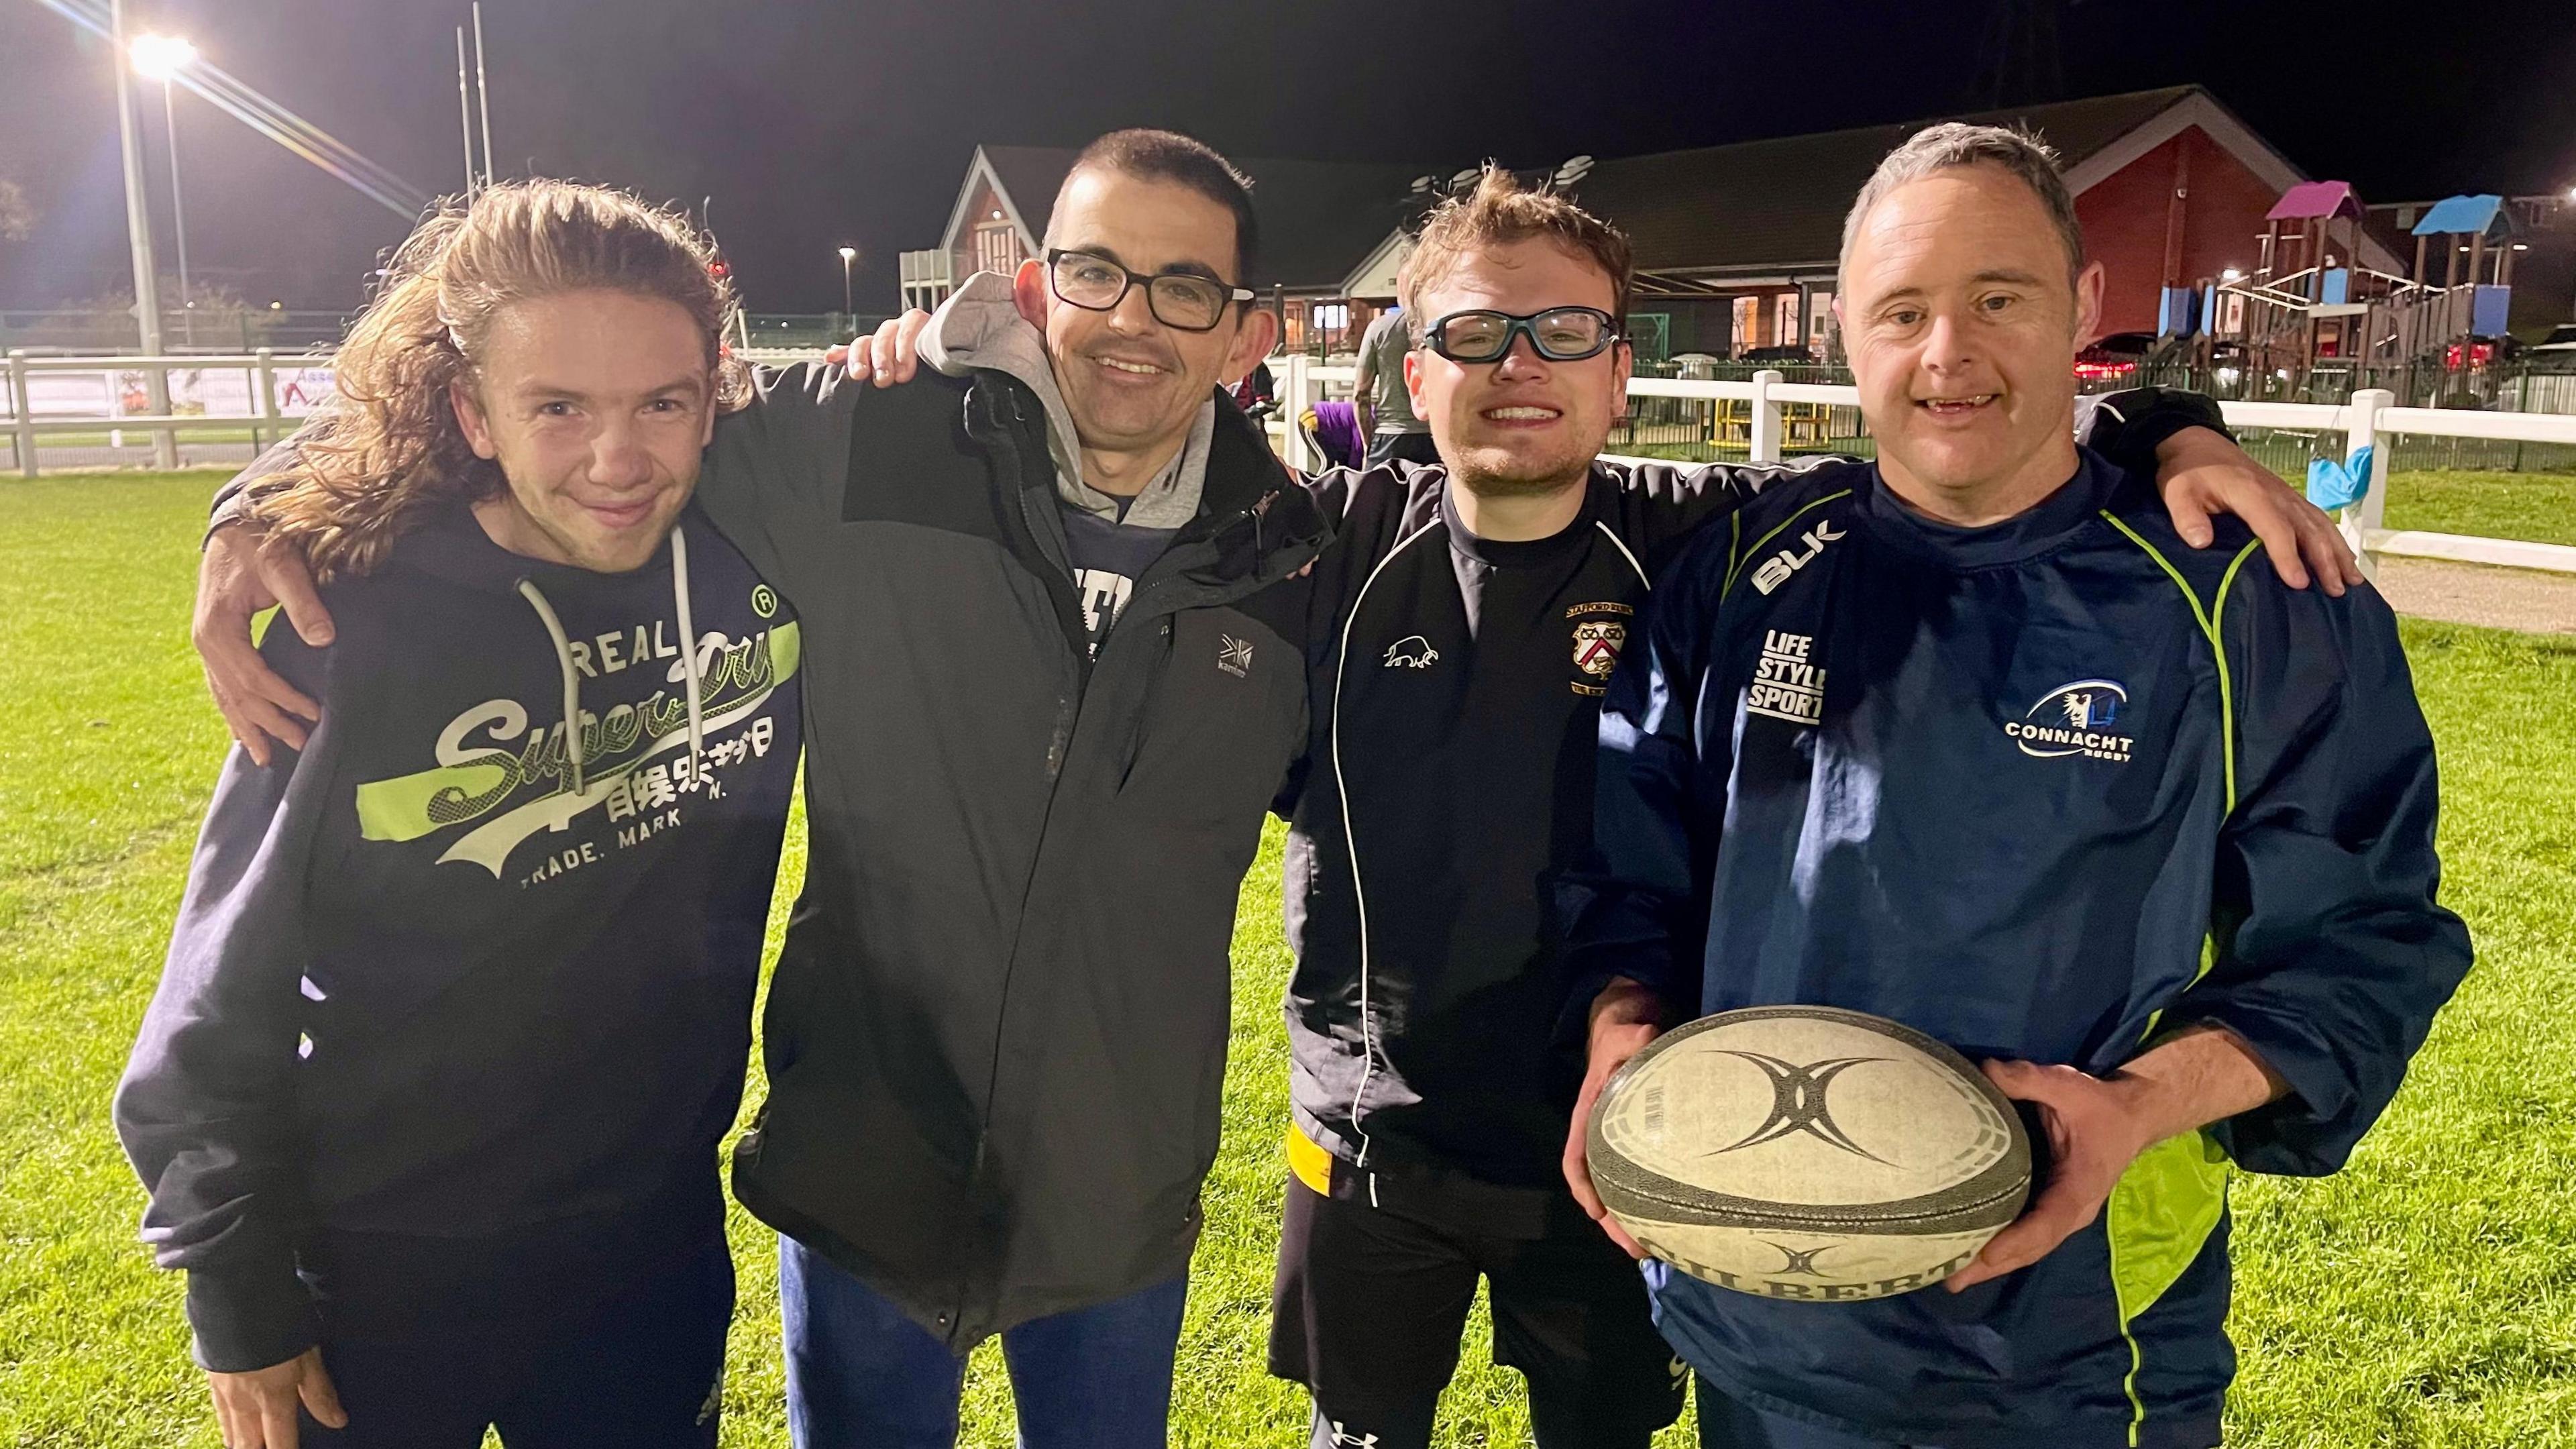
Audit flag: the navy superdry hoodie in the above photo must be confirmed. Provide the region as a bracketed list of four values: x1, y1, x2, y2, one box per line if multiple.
[115, 501, 801, 1373]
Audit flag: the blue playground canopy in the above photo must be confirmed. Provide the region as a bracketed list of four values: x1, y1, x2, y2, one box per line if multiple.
[2412, 195, 2507, 237]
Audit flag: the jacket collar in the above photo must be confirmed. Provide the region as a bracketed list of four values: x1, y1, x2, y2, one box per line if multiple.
[968, 372, 1329, 588]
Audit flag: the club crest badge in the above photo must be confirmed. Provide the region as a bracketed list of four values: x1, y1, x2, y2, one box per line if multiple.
[1567, 602, 1634, 696]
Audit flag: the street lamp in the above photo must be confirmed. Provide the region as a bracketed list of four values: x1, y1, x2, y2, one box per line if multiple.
[131, 34, 198, 346]
[838, 246, 858, 317]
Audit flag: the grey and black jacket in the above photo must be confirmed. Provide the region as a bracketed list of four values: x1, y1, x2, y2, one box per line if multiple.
[711, 360, 1328, 1346]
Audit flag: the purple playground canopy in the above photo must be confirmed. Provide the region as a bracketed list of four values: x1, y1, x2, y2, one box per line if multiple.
[2267, 180, 2364, 222]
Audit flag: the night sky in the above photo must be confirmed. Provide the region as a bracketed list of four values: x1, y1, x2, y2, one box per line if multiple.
[3, 0, 2572, 315]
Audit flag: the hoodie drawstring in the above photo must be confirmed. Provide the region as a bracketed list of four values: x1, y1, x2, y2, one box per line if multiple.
[513, 524, 706, 802]
[669, 525, 706, 771]
[516, 578, 588, 797]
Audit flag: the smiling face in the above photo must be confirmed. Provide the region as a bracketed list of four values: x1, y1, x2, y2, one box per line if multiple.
[1837, 163, 2104, 521]
[1403, 236, 1631, 499]
[451, 288, 716, 572]
[1013, 166, 1277, 464]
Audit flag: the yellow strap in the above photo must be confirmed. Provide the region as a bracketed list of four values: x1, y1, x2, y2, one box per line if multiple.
[1286, 1124, 1336, 1197]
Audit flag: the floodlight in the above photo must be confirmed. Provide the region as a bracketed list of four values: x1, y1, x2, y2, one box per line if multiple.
[838, 246, 857, 261]
[131, 34, 196, 81]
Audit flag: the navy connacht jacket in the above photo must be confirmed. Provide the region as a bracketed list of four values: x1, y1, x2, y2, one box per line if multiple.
[1561, 449, 2472, 1449]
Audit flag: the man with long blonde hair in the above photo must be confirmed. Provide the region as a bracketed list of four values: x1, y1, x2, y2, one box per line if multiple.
[118, 180, 803, 1449]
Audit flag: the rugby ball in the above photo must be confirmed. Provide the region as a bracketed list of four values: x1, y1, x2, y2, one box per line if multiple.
[1587, 1005, 2029, 1301]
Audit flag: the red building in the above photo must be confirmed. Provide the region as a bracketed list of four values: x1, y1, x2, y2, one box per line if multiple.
[1358, 86, 2400, 362]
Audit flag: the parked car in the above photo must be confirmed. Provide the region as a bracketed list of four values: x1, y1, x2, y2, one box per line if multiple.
[2075, 330, 2157, 382]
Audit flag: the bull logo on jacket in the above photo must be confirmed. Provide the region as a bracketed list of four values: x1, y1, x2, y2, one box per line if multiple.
[1568, 602, 1634, 697]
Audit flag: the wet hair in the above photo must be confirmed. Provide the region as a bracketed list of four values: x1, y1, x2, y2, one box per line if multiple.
[1840, 122, 2088, 292]
[1398, 165, 1633, 345]
[1056, 128, 1260, 282]
[245, 179, 747, 580]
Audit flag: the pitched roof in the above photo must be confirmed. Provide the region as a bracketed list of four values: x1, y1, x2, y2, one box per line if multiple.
[1562, 86, 2250, 277]
[2411, 193, 2508, 237]
[963, 145, 1428, 290]
[2268, 180, 2363, 222]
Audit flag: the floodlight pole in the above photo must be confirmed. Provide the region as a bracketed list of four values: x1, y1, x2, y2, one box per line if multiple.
[162, 75, 195, 346]
[110, 0, 176, 466]
[457, 28, 477, 193]
[472, 3, 494, 186]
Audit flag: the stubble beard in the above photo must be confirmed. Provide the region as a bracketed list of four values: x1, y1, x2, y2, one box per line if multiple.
[1448, 442, 1593, 500]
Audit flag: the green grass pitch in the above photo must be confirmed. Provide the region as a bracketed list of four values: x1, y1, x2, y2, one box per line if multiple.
[2, 472, 2569, 1446]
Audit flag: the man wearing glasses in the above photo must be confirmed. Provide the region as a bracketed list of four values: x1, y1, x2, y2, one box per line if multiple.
[191, 130, 1312, 1448]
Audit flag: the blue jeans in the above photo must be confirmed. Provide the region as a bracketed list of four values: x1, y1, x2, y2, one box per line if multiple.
[779, 1236, 1187, 1449]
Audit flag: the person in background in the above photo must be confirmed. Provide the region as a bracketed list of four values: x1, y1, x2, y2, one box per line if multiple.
[1353, 301, 1440, 468]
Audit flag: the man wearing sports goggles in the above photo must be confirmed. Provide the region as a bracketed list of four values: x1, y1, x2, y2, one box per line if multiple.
[1420, 305, 1621, 363]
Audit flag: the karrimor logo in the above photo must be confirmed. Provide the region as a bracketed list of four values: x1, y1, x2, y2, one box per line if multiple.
[2003, 679, 2134, 763]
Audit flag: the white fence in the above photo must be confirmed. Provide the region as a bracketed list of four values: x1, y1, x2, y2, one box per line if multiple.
[5, 349, 332, 472]
[11, 347, 2575, 580]
[1275, 356, 2576, 580]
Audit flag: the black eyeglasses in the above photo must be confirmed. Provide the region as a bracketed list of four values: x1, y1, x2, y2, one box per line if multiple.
[1424, 307, 1621, 364]
[1046, 249, 1255, 333]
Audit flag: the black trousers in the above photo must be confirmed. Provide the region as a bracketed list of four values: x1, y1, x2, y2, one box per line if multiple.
[297, 1222, 733, 1449]
[1269, 1163, 1686, 1449]
[1365, 431, 1443, 468]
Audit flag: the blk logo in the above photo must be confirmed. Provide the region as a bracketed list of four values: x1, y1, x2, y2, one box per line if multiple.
[1707, 1051, 1892, 1163]
[1752, 519, 1845, 595]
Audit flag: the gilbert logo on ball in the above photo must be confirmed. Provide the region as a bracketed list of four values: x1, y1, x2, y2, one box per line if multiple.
[1587, 1005, 2031, 1301]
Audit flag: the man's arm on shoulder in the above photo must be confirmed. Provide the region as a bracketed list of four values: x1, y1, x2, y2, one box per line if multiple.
[199, 439, 336, 765]
[2081, 387, 2361, 592]
[1603, 453, 1848, 554]
[695, 360, 870, 558]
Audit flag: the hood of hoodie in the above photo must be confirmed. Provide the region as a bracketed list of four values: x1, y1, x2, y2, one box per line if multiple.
[920, 272, 1213, 531]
